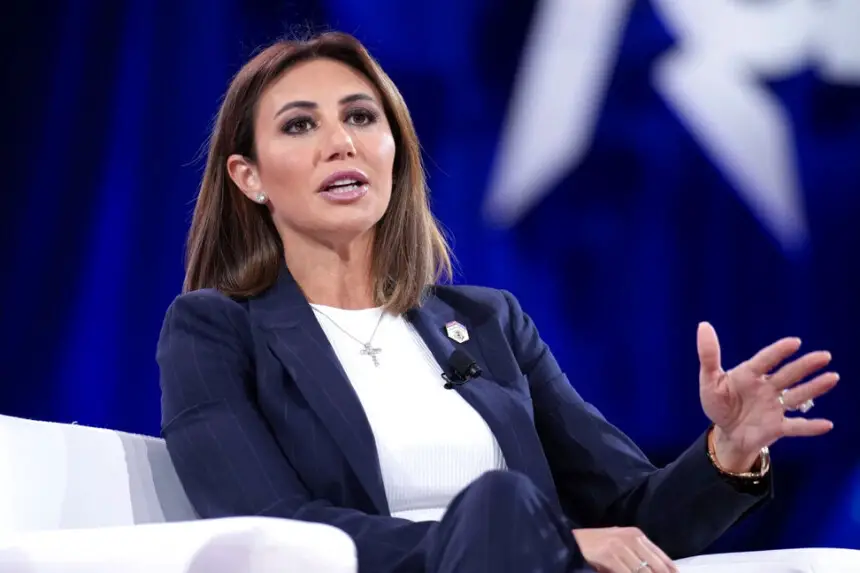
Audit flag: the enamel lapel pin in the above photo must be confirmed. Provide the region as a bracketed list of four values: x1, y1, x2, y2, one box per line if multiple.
[445, 320, 469, 343]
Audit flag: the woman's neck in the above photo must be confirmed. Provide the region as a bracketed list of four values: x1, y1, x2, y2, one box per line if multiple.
[283, 232, 376, 310]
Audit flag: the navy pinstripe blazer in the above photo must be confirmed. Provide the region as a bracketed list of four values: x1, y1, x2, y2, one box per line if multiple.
[157, 265, 771, 572]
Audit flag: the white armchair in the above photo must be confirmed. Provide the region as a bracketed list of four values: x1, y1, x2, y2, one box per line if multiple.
[0, 414, 357, 572]
[0, 414, 856, 573]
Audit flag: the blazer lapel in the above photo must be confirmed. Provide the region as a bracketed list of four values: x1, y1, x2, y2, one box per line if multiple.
[250, 266, 389, 515]
[407, 295, 563, 513]
[407, 298, 532, 474]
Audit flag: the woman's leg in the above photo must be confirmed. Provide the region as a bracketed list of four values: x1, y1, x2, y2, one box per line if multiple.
[425, 470, 593, 573]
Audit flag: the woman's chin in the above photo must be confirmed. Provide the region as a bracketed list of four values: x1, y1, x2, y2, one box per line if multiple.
[315, 213, 383, 243]
[319, 201, 385, 233]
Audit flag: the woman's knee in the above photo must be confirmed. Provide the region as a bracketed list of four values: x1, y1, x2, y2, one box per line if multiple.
[432, 470, 582, 572]
[463, 470, 536, 506]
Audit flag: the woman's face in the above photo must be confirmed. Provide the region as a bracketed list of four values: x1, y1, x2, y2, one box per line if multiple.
[229, 58, 396, 247]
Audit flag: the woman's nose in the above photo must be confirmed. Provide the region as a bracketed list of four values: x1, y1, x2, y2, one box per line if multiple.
[322, 124, 357, 160]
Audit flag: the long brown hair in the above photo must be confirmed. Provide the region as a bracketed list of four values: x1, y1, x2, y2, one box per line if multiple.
[184, 32, 452, 314]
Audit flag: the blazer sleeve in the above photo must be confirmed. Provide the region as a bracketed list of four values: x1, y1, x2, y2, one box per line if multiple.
[500, 290, 772, 558]
[156, 291, 435, 573]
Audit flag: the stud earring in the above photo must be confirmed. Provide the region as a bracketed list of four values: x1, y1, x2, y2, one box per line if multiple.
[254, 192, 267, 204]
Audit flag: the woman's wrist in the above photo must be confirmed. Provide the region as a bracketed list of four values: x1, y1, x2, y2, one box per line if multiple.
[708, 425, 764, 474]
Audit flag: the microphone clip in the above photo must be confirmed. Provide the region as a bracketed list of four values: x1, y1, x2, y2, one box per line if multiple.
[442, 372, 469, 389]
[441, 351, 482, 389]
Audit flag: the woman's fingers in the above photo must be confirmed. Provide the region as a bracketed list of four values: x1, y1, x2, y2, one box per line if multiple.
[617, 532, 675, 573]
[617, 545, 649, 573]
[618, 542, 672, 573]
[604, 554, 631, 573]
[746, 337, 802, 376]
[574, 527, 676, 573]
[638, 535, 678, 573]
[781, 417, 834, 437]
[780, 372, 839, 407]
[770, 350, 833, 390]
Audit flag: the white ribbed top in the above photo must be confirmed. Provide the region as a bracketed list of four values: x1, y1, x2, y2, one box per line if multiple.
[310, 304, 507, 521]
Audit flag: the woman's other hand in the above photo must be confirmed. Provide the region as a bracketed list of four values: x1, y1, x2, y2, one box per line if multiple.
[572, 527, 677, 573]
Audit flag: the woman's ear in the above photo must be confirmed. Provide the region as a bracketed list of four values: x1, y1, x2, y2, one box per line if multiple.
[226, 154, 262, 201]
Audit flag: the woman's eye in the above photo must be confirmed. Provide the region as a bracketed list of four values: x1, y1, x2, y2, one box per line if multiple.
[346, 109, 377, 127]
[283, 117, 316, 134]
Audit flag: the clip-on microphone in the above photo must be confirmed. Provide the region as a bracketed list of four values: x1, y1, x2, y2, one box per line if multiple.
[442, 348, 482, 389]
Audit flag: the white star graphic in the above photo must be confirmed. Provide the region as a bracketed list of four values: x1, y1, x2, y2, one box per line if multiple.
[484, 0, 860, 252]
[484, 0, 633, 229]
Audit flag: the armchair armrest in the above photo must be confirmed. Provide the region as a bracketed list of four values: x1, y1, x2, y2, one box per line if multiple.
[0, 516, 357, 573]
[677, 548, 860, 572]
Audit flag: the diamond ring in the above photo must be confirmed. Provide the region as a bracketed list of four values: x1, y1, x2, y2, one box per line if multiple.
[780, 389, 814, 413]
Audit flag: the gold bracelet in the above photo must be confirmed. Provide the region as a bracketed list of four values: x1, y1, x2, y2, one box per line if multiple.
[706, 429, 771, 481]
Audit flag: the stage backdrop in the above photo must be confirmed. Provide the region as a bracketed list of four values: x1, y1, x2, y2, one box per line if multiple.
[2, 0, 858, 553]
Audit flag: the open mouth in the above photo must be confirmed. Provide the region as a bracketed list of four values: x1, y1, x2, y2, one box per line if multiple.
[322, 179, 367, 194]
[318, 170, 369, 194]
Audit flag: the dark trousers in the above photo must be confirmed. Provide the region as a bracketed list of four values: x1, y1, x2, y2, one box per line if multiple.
[425, 470, 594, 573]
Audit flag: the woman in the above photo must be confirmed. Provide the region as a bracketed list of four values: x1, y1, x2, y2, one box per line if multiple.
[156, 32, 837, 573]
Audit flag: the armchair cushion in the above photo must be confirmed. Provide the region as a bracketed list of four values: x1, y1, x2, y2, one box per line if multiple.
[0, 516, 357, 573]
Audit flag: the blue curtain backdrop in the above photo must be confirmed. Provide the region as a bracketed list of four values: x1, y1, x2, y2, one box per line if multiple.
[2, 0, 858, 553]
